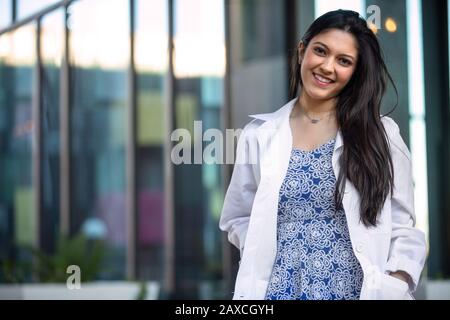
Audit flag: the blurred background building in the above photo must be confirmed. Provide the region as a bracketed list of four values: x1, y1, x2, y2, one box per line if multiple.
[0, 0, 449, 299]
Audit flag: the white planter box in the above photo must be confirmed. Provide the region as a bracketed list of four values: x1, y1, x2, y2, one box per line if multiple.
[0, 281, 160, 300]
[424, 280, 450, 300]
[2, 279, 449, 299]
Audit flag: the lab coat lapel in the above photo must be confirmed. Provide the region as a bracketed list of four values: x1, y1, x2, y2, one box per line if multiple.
[246, 99, 296, 295]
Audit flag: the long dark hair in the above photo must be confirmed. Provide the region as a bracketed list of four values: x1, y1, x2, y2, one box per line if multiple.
[290, 9, 397, 227]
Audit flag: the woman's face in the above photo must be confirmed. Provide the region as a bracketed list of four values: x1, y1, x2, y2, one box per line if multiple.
[299, 28, 358, 102]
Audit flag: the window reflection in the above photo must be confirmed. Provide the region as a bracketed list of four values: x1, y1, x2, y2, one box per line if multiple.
[40, 10, 63, 253]
[135, 0, 168, 284]
[68, 0, 129, 280]
[227, 0, 287, 129]
[0, 24, 36, 281]
[174, 0, 225, 299]
[0, 0, 12, 29]
[314, 0, 365, 18]
[17, 0, 60, 20]
[174, 0, 225, 78]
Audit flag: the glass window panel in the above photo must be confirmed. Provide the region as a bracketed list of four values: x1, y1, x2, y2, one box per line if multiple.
[40, 9, 63, 254]
[174, 0, 225, 299]
[68, 0, 129, 280]
[314, 0, 365, 18]
[0, 24, 36, 282]
[228, 0, 287, 129]
[406, 0, 428, 241]
[17, 0, 60, 20]
[135, 0, 168, 285]
[0, 0, 12, 29]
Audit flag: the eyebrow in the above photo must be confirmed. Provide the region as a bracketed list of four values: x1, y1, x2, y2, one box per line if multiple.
[312, 41, 357, 61]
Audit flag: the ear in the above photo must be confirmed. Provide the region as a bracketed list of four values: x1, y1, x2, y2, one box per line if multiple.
[297, 41, 306, 64]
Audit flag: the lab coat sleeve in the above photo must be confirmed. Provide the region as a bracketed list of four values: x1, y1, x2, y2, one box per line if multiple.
[383, 117, 428, 292]
[219, 120, 259, 257]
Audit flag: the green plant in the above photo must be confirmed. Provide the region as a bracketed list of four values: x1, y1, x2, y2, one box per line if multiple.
[135, 281, 148, 300]
[1, 259, 32, 283]
[1, 233, 106, 283]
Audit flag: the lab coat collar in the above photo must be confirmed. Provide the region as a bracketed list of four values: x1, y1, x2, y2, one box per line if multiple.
[248, 97, 344, 151]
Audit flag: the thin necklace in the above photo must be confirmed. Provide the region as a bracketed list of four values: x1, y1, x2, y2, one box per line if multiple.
[301, 105, 335, 124]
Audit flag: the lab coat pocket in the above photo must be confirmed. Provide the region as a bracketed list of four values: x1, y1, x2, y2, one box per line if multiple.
[379, 273, 410, 300]
[256, 279, 269, 300]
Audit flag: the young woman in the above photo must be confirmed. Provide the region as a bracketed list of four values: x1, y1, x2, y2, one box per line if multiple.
[219, 9, 427, 300]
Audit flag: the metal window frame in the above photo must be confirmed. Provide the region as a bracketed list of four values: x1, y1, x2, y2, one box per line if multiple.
[60, 2, 70, 237]
[0, 0, 69, 35]
[165, 0, 175, 297]
[127, 0, 137, 281]
[221, 0, 233, 299]
[12, 0, 17, 22]
[33, 17, 43, 252]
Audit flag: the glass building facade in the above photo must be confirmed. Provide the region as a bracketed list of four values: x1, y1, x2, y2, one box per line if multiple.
[0, 0, 449, 299]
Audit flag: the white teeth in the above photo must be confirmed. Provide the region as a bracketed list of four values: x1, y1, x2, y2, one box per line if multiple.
[314, 73, 333, 83]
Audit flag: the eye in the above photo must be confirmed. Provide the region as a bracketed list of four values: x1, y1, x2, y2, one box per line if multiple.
[339, 58, 352, 66]
[313, 47, 326, 55]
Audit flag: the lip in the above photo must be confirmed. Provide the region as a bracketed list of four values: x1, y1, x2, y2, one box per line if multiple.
[312, 72, 335, 87]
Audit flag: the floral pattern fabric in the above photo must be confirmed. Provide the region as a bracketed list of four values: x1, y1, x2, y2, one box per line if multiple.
[265, 138, 364, 300]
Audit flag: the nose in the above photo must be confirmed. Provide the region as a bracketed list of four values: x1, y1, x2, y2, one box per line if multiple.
[320, 57, 334, 74]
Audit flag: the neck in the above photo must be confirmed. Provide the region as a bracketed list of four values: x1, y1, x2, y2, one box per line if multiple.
[297, 91, 337, 117]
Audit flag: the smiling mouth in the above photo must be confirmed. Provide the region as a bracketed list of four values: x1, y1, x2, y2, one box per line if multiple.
[313, 72, 335, 84]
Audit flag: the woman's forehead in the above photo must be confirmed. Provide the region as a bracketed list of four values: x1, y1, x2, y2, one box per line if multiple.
[310, 29, 359, 56]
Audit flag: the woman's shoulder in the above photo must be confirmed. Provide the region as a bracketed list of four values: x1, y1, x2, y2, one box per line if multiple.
[380, 115, 401, 132]
[380, 115, 411, 160]
[237, 118, 265, 146]
[243, 117, 266, 131]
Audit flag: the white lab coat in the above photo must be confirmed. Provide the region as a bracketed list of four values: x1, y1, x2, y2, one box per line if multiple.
[219, 97, 427, 300]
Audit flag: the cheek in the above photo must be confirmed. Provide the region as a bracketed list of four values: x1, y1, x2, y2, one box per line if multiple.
[337, 68, 355, 84]
[300, 60, 315, 81]
[302, 55, 318, 70]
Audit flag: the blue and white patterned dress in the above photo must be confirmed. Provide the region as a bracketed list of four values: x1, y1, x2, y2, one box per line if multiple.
[264, 138, 364, 300]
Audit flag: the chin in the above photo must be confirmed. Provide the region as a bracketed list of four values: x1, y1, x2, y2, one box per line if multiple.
[304, 88, 335, 101]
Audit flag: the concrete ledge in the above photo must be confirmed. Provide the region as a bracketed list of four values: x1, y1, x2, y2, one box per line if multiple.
[424, 280, 450, 300]
[0, 281, 160, 300]
[1, 280, 449, 300]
